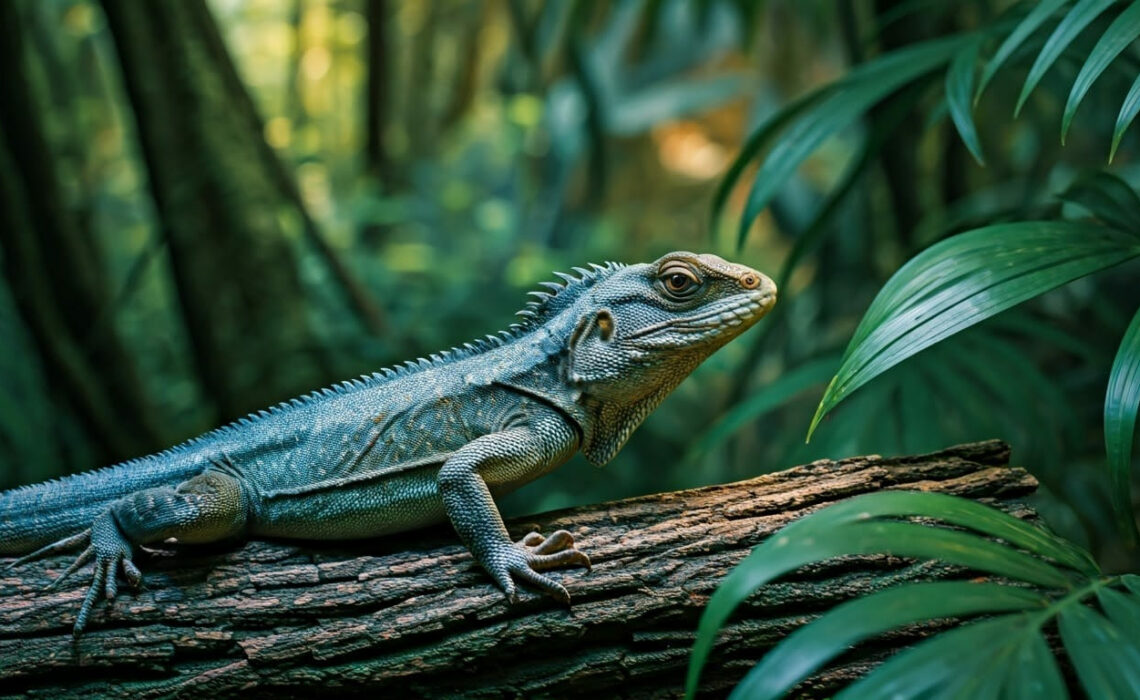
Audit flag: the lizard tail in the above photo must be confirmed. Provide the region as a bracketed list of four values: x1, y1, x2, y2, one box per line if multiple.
[0, 454, 203, 555]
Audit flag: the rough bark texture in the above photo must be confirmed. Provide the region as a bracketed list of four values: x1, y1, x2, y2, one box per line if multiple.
[0, 440, 1037, 698]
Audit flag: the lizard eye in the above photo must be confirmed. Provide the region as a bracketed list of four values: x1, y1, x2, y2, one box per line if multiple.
[659, 264, 701, 299]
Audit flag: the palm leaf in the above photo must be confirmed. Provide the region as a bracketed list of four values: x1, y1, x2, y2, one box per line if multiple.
[808, 221, 1140, 440]
[834, 615, 1057, 700]
[684, 490, 1098, 697]
[976, 0, 1068, 104]
[1097, 586, 1140, 647]
[776, 81, 929, 290]
[729, 582, 1045, 699]
[1062, 1, 1140, 143]
[1060, 171, 1140, 235]
[1111, 71, 1140, 160]
[735, 33, 975, 248]
[947, 37, 985, 164]
[1015, 0, 1116, 117]
[1057, 602, 1140, 696]
[709, 88, 829, 231]
[1105, 305, 1140, 544]
[687, 492, 1140, 699]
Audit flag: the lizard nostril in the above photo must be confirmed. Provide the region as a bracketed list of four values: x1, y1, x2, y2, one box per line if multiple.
[740, 273, 760, 290]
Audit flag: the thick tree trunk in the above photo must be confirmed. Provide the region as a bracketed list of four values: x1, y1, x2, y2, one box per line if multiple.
[0, 441, 1037, 698]
[0, 0, 164, 468]
[97, 0, 322, 420]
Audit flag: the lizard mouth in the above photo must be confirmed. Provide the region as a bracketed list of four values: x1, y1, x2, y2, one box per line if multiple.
[624, 288, 777, 343]
[670, 289, 776, 333]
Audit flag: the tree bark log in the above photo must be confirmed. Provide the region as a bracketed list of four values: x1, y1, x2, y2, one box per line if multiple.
[0, 440, 1037, 698]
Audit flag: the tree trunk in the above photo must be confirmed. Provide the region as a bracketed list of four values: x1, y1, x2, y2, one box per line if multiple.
[0, 441, 1037, 697]
[0, 0, 164, 468]
[97, 0, 322, 421]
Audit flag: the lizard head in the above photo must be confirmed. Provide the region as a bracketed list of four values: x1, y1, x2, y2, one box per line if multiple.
[564, 251, 776, 463]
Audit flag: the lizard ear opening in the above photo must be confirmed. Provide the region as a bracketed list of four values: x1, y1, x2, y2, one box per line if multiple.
[595, 310, 614, 341]
[567, 309, 619, 385]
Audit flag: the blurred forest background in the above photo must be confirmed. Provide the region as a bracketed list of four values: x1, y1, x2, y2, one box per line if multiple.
[1, 0, 1138, 565]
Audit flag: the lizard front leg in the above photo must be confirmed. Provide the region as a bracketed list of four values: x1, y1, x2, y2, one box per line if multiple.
[13, 471, 249, 635]
[438, 410, 589, 603]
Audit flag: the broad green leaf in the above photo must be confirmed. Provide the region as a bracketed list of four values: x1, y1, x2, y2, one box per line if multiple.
[1058, 603, 1140, 697]
[684, 491, 1094, 696]
[690, 521, 1068, 695]
[776, 80, 929, 289]
[834, 616, 1028, 699]
[683, 356, 837, 465]
[1096, 586, 1140, 648]
[809, 222, 1140, 440]
[1105, 305, 1140, 544]
[947, 37, 985, 164]
[709, 88, 829, 231]
[1016, 0, 1116, 116]
[976, 0, 1068, 104]
[736, 33, 973, 248]
[1111, 71, 1140, 161]
[1000, 631, 1068, 700]
[1060, 171, 1140, 236]
[1062, 1, 1140, 142]
[729, 582, 1043, 700]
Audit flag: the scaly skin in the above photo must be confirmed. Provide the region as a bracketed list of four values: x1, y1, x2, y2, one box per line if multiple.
[1, 251, 776, 635]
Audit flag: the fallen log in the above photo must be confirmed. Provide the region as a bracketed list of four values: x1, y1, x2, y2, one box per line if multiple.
[0, 440, 1037, 698]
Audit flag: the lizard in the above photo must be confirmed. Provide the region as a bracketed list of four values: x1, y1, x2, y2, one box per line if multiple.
[1, 251, 776, 636]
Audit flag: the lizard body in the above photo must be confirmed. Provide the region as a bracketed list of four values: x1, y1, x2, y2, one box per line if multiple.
[1, 251, 776, 634]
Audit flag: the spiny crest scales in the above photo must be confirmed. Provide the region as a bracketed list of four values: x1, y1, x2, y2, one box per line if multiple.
[513, 261, 625, 329]
[96, 260, 626, 466]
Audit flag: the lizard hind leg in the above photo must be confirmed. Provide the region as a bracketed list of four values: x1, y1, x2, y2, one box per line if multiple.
[41, 471, 250, 637]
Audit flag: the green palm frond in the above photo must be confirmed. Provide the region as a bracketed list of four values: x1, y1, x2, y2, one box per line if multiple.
[685, 491, 1140, 699]
[808, 219, 1140, 439]
[1106, 307, 1140, 545]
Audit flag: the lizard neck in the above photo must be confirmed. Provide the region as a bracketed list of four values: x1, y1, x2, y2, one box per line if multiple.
[496, 333, 692, 467]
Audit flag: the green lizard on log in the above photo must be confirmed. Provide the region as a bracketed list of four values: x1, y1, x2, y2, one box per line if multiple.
[1, 251, 776, 636]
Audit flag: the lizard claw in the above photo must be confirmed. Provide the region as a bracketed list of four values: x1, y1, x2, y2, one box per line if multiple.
[486, 529, 590, 605]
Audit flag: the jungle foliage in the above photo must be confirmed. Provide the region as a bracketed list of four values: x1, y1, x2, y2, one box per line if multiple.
[2, 0, 1139, 696]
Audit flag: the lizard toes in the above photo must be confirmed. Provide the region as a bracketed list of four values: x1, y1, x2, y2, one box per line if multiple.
[16, 530, 91, 573]
[122, 559, 143, 589]
[105, 565, 119, 601]
[46, 546, 94, 591]
[510, 563, 571, 605]
[537, 530, 577, 554]
[74, 559, 111, 637]
[518, 532, 546, 548]
[529, 548, 591, 572]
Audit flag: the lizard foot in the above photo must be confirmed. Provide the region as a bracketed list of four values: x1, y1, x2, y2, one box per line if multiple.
[485, 530, 590, 605]
[22, 516, 143, 637]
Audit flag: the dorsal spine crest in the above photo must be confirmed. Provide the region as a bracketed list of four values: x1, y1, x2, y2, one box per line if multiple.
[139, 260, 624, 461]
